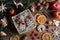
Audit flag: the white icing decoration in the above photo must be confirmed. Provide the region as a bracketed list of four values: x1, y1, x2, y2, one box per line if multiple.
[37, 25, 45, 32]
[19, 24, 26, 31]
[53, 20, 60, 27]
[20, 15, 24, 20]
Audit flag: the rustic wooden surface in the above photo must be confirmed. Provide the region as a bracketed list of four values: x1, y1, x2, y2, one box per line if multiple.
[4, 12, 60, 40]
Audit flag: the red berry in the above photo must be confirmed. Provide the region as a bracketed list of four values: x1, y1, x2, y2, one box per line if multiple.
[26, 15, 31, 19]
[34, 33, 38, 36]
[16, 16, 18, 18]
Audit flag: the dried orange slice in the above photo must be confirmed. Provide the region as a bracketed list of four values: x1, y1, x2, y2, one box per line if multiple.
[37, 15, 46, 24]
[42, 33, 51, 40]
[34, 13, 40, 24]
[13, 35, 20, 40]
[34, 13, 41, 19]
[10, 35, 20, 40]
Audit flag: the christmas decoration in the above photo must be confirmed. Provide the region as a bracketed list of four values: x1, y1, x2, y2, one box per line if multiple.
[0, 3, 7, 13]
[53, 20, 59, 27]
[12, 9, 36, 34]
[9, 9, 15, 15]
[0, 0, 60, 40]
[52, 28, 60, 37]
[51, 1, 60, 10]
[42, 33, 51, 40]
[35, 0, 49, 11]
[1, 19, 7, 27]
[29, 3, 36, 12]
[0, 31, 7, 36]
[0, 18, 7, 40]
[13, 0, 24, 8]
[54, 10, 60, 19]
[47, 20, 53, 25]
[37, 25, 45, 32]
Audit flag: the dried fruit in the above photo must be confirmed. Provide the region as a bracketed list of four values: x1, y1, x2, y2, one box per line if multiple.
[9, 9, 15, 15]
[54, 10, 60, 19]
[36, 15, 46, 24]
